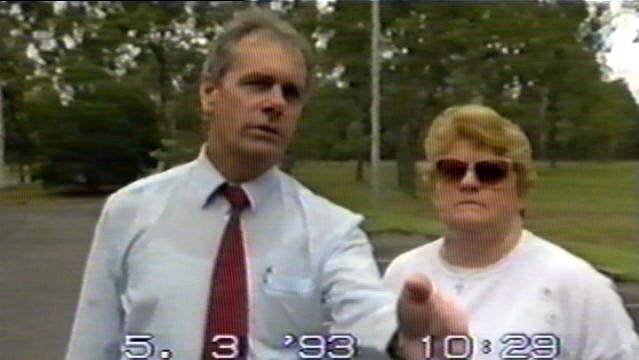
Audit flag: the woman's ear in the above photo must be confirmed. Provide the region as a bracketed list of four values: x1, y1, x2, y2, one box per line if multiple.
[517, 197, 528, 218]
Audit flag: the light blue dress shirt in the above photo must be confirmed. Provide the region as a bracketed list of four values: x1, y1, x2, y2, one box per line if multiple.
[66, 147, 398, 360]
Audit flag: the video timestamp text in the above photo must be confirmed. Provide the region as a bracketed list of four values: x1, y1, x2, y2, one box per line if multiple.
[121, 333, 360, 359]
[421, 333, 560, 359]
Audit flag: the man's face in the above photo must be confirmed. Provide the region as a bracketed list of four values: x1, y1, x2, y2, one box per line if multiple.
[201, 33, 307, 165]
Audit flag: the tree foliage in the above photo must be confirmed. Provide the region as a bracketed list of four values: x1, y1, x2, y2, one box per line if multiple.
[30, 79, 160, 188]
[1, 1, 637, 190]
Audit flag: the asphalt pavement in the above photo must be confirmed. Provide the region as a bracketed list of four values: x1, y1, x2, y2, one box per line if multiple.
[1, 196, 638, 360]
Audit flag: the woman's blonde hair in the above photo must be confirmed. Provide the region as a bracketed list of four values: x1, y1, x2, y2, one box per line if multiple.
[423, 104, 536, 197]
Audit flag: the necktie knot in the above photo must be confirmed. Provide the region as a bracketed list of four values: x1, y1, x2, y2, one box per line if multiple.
[222, 185, 250, 211]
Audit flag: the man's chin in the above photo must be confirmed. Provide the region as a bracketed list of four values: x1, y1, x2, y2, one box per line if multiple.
[237, 143, 285, 165]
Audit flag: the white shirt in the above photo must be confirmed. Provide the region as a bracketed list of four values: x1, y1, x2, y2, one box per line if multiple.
[384, 230, 639, 360]
[66, 147, 397, 360]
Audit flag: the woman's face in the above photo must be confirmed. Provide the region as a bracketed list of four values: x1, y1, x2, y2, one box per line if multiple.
[432, 139, 525, 232]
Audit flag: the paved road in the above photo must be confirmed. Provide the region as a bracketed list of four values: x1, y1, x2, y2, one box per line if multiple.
[1, 197, 638, 359]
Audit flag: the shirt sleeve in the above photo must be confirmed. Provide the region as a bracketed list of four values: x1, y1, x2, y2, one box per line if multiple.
[320, 224, 398, 360]
[65, 197, 125, 360]
[571, 271, 639, 360]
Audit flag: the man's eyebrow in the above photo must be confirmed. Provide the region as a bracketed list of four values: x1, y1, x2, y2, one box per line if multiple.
[240, 72, 305, 92]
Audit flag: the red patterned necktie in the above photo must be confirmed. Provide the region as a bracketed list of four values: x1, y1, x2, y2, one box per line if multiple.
[202, 185, 250, 359]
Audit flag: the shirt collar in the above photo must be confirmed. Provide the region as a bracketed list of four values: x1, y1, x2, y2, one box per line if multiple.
[191, 144, 281, 210]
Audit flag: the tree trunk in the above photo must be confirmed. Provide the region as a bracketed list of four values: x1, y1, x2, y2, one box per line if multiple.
[397, 123, 417, 197]
[356, 158, 365, 183]
[548, 123, 558, 168]
[18, 162, 25, 183]
[547, 116, 559, 169]
[537, 86, 549, 161]
[151, 44, 175, 137]
[0, 82, 4, 187]
[369, 0, 381, 198]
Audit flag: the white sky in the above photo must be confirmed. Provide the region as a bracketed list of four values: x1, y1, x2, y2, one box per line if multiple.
[592, 0, 639, 104]
[605, 13, 639, 103]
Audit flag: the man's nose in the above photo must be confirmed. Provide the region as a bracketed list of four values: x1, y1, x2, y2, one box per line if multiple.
[262, 85, 285, 119]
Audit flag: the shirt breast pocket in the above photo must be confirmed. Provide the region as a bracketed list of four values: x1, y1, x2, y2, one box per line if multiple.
[259, 272, 324, 333]
[262, 273, 316, 298]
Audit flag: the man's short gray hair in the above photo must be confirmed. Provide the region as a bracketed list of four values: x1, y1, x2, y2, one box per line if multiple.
[200, 6, 314, 90]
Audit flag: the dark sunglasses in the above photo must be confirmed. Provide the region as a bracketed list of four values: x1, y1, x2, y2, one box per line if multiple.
[435, 159, 513, 184]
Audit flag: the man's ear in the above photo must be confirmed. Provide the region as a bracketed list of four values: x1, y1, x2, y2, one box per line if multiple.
[200, 83, 218, 113]
[201, 82, 217, 95]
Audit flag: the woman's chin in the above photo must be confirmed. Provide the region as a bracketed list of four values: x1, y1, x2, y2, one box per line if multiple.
[444, 214, 496, 231]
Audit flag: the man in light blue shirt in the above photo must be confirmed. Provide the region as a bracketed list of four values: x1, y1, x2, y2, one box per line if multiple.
[66, 7, 467, 360]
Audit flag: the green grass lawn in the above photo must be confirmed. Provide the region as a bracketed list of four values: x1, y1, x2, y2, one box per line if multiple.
[294, 160, 639, 282]
[3, 161, 636, 281]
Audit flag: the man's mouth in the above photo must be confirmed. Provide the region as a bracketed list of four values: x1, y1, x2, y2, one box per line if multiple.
[246, 124, 280, 138]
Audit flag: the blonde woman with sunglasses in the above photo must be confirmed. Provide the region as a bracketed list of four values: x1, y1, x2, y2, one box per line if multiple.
[383, 104, 639, 360]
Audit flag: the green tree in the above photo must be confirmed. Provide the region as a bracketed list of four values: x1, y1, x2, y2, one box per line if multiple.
[31, 79, 160, 188]
[381, 0, 638, 194]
